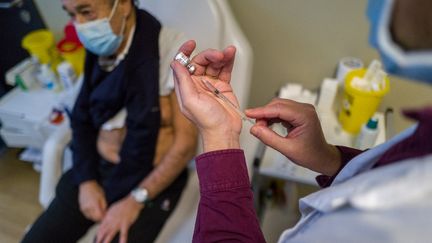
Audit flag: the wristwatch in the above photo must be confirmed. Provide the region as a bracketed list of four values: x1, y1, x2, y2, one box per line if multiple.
[131, 187, 149, 204]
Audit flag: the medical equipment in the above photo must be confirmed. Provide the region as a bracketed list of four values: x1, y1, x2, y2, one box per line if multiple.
[336, 57, 364, 83]
[5, 57, 38, 89]
[173, 49, 253, 123]
[174, 52, 196, 74]
[57, 61, 76, 91]
[339, 66, 389, 134]
[37, 64, 57, 90]
[202, 78, 255, 124]
[355, 116, 379, 149]
[57, 40, 85, 75]
[364, 60, 387, 91]
[74, 0, 125, 57]
[22, 29, 61, 69]
[351, 60, 387, 92]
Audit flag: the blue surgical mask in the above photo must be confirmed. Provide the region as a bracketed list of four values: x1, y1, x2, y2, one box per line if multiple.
[367, 0, 432, 84]
[75, 0, 125, 56]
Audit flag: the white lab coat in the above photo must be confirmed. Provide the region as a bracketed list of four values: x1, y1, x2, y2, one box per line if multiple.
[279, 125, 432, 243]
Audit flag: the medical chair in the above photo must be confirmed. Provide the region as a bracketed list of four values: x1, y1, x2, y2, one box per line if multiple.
[40, 0, 253, 242]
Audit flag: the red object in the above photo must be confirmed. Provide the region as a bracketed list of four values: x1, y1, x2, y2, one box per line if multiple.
[57, 39, 80, 53]
[57, 21, 83, 54]
[64, 22, 82, 46]
[49, 109, 64, 125]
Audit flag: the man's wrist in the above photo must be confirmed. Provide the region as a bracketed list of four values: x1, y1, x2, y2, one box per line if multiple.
[126, 195, 145, 210]
[201, 131, 240, 152]
[130, 186, 149, 207]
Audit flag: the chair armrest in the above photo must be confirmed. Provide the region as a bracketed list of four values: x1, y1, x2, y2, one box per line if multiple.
[39, 122, 72, 208]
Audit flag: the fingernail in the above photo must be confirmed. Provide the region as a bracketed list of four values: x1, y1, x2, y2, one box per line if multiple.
[250, 126, 260, 137]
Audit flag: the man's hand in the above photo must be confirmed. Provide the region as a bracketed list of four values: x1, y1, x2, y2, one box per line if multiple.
[171, 40, 242, 152]
[79, 180, 107, 222]
[246, 98, 342, 176]
[96, 196, 143, 243]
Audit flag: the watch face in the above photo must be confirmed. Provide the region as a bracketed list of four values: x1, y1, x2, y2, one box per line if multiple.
[132, 188, 148, 203]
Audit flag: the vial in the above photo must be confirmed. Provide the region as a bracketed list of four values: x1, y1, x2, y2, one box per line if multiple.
[174, 52, 196, 74]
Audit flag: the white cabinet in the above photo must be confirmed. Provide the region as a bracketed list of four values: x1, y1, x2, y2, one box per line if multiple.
[0, 87, 68, 149]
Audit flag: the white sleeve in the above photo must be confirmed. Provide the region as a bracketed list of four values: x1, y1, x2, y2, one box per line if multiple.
[159, 26, 188, 96]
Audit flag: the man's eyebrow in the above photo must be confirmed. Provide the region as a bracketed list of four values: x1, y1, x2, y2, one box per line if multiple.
[75, 3, 92, 12]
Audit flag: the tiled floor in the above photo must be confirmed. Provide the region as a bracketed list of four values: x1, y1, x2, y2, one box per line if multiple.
[0, 149, 43, 243]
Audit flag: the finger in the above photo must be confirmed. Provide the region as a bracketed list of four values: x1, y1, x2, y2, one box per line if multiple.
[191, 49, 225, 76]
[245, 100, 301, 126]
[172, 68, 184, 111]
[177, 40, 196, 57]
[250, 125, 290, 155]
[97, 221, 117, 243]
[96, 224, 107, 243]
[93, 205, 104, 222]
[171, 61, 198, 107]
[103, 231, 117, 243]
[255, 119, 268, 127]
[218, 46, 236, 83]
[120, 224, 129, 243]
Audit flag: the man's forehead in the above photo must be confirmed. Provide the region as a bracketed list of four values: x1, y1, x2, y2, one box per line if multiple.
[62, 0, 108, 11]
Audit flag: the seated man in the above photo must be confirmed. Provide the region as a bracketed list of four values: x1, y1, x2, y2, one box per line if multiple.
[22, 0, 197, 242]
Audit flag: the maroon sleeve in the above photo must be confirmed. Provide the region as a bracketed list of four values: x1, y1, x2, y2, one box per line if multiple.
[315, 146, 364, 188]
[193, 149, 266, 243]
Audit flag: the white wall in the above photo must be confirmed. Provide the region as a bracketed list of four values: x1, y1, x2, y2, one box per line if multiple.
[227, 0, 432, 132]
[33, 0, 68, 40]
[34, 0, 432, 132]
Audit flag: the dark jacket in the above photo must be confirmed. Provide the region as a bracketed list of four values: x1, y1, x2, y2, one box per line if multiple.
[71, 9, 161, 203]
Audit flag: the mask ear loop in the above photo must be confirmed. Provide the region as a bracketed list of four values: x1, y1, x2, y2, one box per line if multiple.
[109, 0, 127, 37]
[119, 15, 127, 36]
[109, 0, 121, 20]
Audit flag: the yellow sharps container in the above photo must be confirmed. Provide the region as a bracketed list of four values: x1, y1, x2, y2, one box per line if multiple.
[338, 69, 390, 134]
[22, 29, 60, 67]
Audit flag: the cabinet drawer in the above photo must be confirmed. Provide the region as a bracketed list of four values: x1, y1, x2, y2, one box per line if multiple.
[0, 129, 44, 149]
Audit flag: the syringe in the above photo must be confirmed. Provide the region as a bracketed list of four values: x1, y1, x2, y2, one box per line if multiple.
[201, 79, 255, 125]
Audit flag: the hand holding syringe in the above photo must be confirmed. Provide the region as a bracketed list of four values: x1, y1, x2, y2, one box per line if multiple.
[174, 51, 255, 125]
[201, 79, 255, 125]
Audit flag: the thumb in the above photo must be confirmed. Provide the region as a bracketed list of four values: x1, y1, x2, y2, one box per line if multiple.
[99, 197, 107, 211]
[250, 125, 290, 155]
[93, 206, 104, 221]
[97, 198, 107, 219]
[171, 61, 197, 102]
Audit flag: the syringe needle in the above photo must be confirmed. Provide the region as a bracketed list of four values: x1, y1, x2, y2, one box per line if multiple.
[201, 79, 255, 125]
